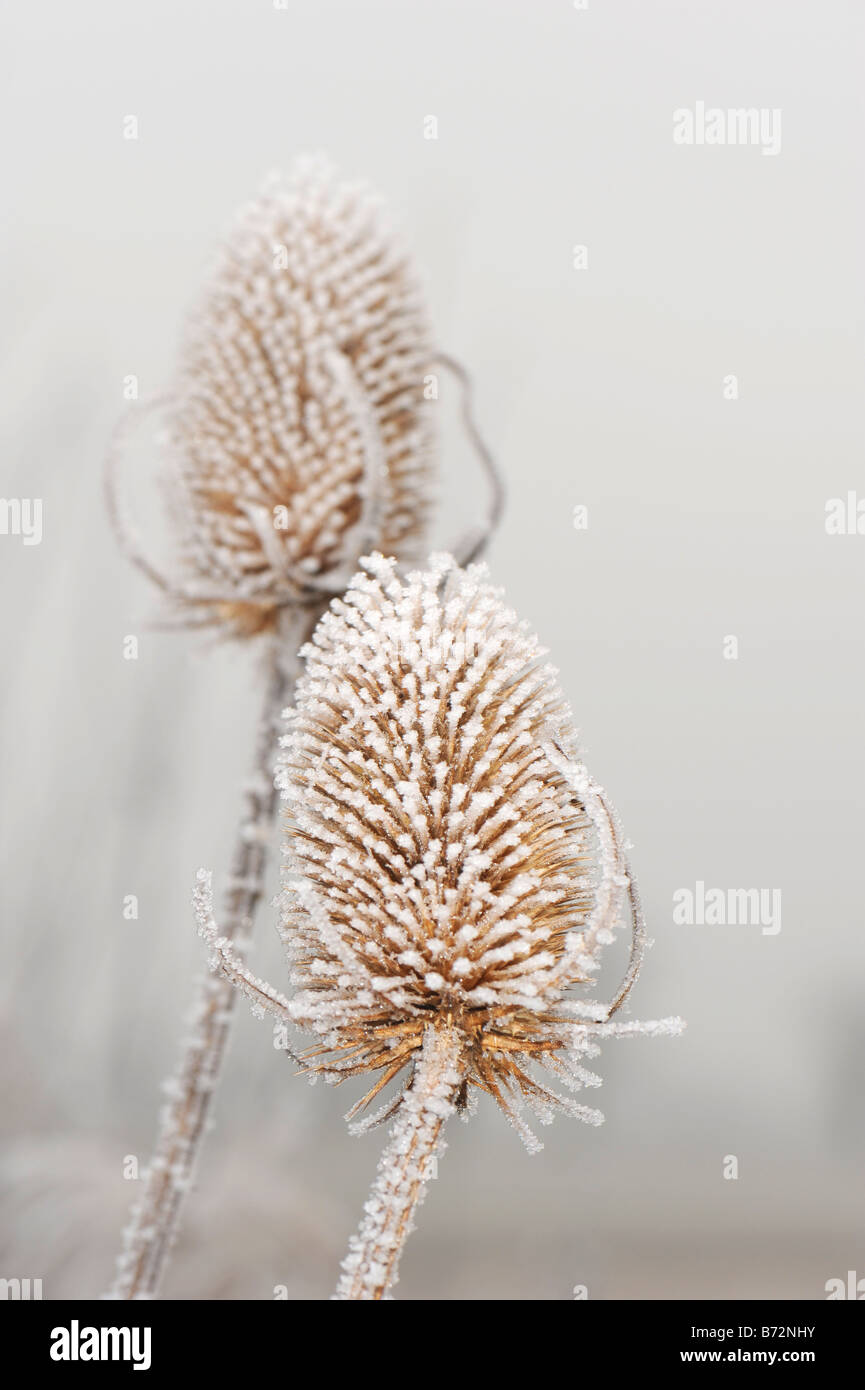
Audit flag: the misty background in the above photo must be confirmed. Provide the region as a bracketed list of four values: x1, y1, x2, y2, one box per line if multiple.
[1, 0, 863, 1298]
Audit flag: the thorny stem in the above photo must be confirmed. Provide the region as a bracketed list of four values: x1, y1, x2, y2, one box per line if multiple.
[109, 609, 315, 1300]
[334, 1024, 465, 1301]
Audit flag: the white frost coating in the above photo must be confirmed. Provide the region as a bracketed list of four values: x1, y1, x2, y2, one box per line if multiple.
[334, 1025, 463, 1301]
[193, 870, 296, 1034]
[108, 632, 305, 1301]
[105, 157, 438, 640]
[586, 1017, 684, 1039]
[278, 552, 597, 1052]
[171, 157, 436, 616]
[273, 555, 680, 1148]
[540, 744, 627, 980]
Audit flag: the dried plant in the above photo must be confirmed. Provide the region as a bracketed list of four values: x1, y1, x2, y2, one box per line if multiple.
[168, 158, 436, 636]
[107, 161, 500, 1299]
[196, 553, 683, 1300]
[108, 157, 431, 637]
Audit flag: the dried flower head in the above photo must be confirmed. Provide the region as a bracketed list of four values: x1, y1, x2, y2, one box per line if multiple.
[274, 552, 680, 1146]
[109, 158, 437, 637]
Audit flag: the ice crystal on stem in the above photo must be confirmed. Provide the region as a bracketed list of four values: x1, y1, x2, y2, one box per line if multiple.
[199, 553, 683, 1300]
[110, 633, 303, 1300]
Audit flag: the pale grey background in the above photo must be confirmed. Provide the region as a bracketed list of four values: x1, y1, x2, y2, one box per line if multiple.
[1, 0, 863, 1299]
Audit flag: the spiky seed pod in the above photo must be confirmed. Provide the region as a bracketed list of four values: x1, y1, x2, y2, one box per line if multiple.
[278, 551, 592, 1113]
[165, 158, 435, 636]
[276, 552, 677, 1143]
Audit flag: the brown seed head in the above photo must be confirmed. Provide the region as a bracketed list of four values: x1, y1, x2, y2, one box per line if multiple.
[166, 158, 436, 636]
[278, 553, 644, 1143]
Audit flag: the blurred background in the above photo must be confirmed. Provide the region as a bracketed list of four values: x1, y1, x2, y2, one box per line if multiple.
[1, 0, 863, 1300]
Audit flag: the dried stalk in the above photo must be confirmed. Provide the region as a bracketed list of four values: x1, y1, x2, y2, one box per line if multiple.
[436, 352, 505, 567]
[334, 1024, 465, 1301]
[109, 609, 315, 1299]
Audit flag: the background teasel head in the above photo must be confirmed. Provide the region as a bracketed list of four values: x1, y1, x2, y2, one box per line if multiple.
[107, 157, 441, 638]
[268, 553, 682, 1149]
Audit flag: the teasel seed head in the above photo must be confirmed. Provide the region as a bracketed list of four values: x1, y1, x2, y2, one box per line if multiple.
[110, 158, 437, 638]
[276, 553, 682, 1149]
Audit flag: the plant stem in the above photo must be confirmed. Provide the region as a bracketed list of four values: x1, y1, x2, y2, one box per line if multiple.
[109, 611, 311, 1299]
[334, 1024, 464, 1301]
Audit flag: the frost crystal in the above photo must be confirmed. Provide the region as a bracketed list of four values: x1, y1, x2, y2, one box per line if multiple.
[170, 158, 435, 635]
[109, 157, 436, 639]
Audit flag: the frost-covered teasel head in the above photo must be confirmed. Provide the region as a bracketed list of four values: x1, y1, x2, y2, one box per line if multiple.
[112, 158, 436, 638]
[192, 552, 681, 1295]
[275, 553, 681, 1147]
